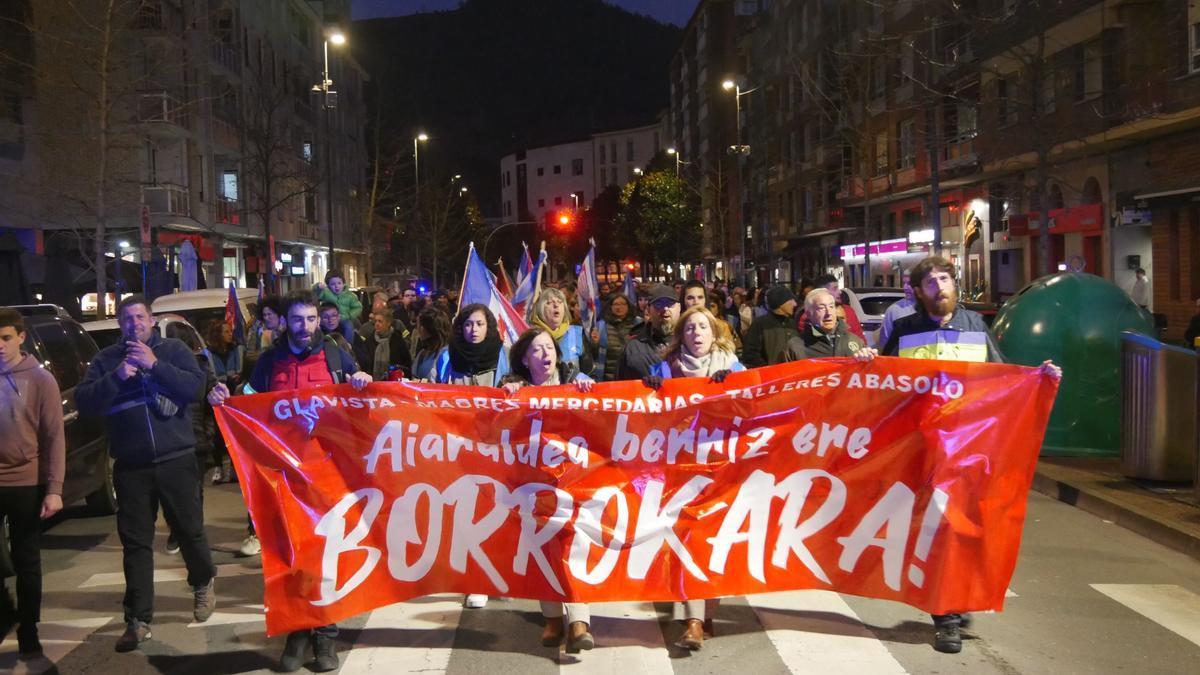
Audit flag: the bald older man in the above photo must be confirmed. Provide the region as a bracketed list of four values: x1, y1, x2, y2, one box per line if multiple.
[779, 288, 867, 361]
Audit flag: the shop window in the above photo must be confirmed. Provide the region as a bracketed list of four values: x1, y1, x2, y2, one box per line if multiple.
[874, 131, 888, 176]
[1190, 2, 1200, 73]
[896, 118, 915, 170]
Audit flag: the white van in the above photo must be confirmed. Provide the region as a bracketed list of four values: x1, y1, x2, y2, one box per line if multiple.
[151, 288, 259, 336]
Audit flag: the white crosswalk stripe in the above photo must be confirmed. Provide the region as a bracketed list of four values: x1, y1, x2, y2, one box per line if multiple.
[560, 601, 674, 671]
[337, 594, 463, 673]
[746, 590, 909, 674]
[78, 562, 261, 588]
[1091, 584, 1200, 648]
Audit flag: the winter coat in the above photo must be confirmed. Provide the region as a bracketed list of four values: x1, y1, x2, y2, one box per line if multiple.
[881, 306, 1004, 363]
[76, 334, 205, 467]
[779, 320, 866, 361]
[0, 353, 65, 494]
[742, 311, 800, 368]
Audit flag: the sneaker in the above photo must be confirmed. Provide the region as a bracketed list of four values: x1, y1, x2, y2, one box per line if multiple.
[565, 621, 595, 654]
[934, 620, 963, 654]
[115, 620, 152, 652]
[278, 630, 309, 672]
[463, 594, 488, 609]
[239, 534, 261, 557]
[311, 634, 339, 672]
[165, 536, 181, 555]
[193, 577, 216, 622]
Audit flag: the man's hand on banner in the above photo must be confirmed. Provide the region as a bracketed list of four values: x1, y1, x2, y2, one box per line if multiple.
[710, 369, 732, 383]
[502, 382, 523, 397]
[575, 379, 594, 393]
[349, 372, 373, 390]
[641, 374, 663, 390]
[854, 348, 879, 362]
[1039, 360, 1063, 380]
[207, 382, 231, 406]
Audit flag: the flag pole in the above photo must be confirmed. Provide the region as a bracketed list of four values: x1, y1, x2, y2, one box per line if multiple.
[457, 242, 475, 320]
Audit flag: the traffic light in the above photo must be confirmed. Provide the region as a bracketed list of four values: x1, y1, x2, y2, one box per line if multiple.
[550, 209, 574, 231]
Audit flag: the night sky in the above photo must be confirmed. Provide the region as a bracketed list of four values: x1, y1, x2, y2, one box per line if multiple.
[351, 0, 699, 26]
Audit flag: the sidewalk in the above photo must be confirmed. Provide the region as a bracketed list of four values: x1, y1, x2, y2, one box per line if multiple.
[1032, 457, 1200, 562]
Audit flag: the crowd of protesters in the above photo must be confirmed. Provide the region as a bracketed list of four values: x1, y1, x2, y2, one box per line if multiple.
[0, 259, 1062, 670]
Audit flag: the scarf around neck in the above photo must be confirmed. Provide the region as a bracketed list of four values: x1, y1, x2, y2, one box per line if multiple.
[532, 316, 570, 341]
[670, 347, 737, 378]
[448, 332, 503, 375]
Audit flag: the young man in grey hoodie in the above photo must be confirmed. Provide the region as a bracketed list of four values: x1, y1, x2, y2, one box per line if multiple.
[0, 307, 65, 660]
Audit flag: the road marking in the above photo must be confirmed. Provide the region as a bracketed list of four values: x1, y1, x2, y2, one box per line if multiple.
[747, 591, 908, 674]
[1091, 584, 1200, 648]
[559, 601, 672, 670]
[79, 562, 261, 588]
[187, 604, 266, 628]
[0, 616, 113, 672]
[338, 595, 463, 673]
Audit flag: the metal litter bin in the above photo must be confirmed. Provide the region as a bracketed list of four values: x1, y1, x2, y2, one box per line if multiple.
[1120, 332, 1197, 481]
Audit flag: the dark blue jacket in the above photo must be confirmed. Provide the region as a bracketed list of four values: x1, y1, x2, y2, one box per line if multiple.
[76, 334, 205, 466]
[880, 306, 1005, 363]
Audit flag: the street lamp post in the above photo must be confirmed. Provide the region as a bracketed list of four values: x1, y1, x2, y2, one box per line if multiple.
[320, 30, 346, 265]
[667, 147, 682, 177]
[413, 132, 428, 280]
[723, 78, 757, 288]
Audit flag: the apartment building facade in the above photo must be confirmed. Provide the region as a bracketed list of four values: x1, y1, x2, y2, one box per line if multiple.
[707, 0, 1200, 340]
[0, 0, 369, 309]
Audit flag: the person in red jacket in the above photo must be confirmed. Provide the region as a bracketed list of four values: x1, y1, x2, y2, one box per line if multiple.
[207, 292, 371, 673]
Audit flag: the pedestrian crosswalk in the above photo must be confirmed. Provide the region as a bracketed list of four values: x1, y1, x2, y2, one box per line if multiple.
[5, 581, 1200, 674]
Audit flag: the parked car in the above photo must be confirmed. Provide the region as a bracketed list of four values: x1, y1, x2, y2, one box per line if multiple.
[6, 305, 115, 514]
[82, 313, 208, 352]
[151, 288, 258, 338]
[845, 288, 906, 347]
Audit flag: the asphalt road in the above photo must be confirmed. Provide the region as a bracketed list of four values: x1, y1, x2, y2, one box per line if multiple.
[3, 483, 1199, 674]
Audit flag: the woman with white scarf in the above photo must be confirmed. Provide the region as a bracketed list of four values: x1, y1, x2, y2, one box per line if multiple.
[500, 327, 596, 654]
[529, 287, 593, 376]
[641, 305, 743, 650]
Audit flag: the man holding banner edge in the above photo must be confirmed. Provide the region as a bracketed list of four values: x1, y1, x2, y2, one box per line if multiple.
[861, 255, 1062, 654]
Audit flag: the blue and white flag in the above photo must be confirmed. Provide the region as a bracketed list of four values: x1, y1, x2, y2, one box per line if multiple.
[458, 243, 528, 346]
[577, 238, 599, 332]
[623, 268, 636, 302]
[511, 244, 546, 315]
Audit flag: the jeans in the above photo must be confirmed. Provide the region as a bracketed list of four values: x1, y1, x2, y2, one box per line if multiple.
[0, 485, 44, 635]
[115, 453, 216, 625]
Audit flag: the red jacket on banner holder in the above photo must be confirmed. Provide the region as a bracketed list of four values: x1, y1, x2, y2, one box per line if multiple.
[213, 357, 1060, 636]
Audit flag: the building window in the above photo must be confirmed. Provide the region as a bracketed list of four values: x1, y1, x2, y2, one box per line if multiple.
[610, 142, 616, 163]
[1041, 67, 1057, 114]
[222, 171, 239, 200]
[537, 167, 544, 176]
[996, 75, 1016, 126]
[626, 141, 634, 162]
[553, 165, 562, 174]
[1074, 40, 1102, 100]
[538, 198, 545, 208]
[554, 196, 562, 205]
[302, 140, 313, 163]
[874, 131, 888, 176]
[572, 158, 584, 176]
[871, 57, 887, 100]
[599, 143, 606, 164]
[1190, 2, 1200, 73]
[653, 131, 660, 152]
[896, 119, 915, 170]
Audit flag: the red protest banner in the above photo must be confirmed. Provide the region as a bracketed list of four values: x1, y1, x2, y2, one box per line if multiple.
[214, 357, 1058, 636]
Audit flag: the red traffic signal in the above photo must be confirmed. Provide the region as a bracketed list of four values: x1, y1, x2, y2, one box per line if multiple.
[549, 209, 574, 231]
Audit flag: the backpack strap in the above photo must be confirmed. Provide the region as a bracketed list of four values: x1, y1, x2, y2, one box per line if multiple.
[321, 335, 346, 384]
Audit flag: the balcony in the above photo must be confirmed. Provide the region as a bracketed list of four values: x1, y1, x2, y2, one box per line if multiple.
[137, 91, 189, 136]
[142, 183, 190, 217]
[941, 135, 978, 169]
[132, 1, 184, 40]
[215, 197, 240, 225]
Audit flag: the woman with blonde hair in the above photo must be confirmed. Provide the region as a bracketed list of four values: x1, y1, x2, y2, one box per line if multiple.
[646, 306, 745, 384]
[529, 287, 593, 375]
[641, 305, 744, 650]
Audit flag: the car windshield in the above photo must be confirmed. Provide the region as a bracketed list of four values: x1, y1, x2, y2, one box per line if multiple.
[170, 308, 228, 337]
[88, 328, 123, 349]
[859, 297, 901, 316]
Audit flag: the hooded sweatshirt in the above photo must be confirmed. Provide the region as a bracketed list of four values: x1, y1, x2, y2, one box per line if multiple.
[0, 353, 66, 494]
